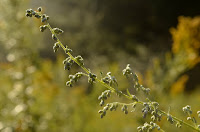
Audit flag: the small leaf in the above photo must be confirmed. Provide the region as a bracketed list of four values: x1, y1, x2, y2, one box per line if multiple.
[126, 89, 131, 97]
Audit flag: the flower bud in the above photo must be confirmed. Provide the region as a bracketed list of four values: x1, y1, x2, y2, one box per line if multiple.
[124, 110, 128, 114]
[99, 100, 104, 106]
[66, 81, 72, 87]
[167, 115, 174, 124]
[37, 7, 42, 12]
[75, 55, 84, 66]
[39, 25, 47, 32]
[25, 13, 30, 17]
[100, 111, 106, 118]
[52, 34, 57, 41]
[53, 28, 64, 34]
[64, 62, 72, 70]
[53, 42, 60, 52]
[41, 18, 47, 23]
[35, 14, 41, 19]
[98, 110, 103, 113]
[32, 11, 36, 15]
[46, 16, 49, 20]
[42, 14, 46, 18]
[122, 64, 132, 76]
[26, 9, 31, 13]
[103, 106, 109, 111]
[98, 95, 102, 100]
[65, 48, 72, 53]
[151, 115, 156, 121]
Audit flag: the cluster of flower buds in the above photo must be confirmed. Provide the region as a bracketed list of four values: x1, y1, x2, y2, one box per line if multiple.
[51, 28, 64, 42]
[98, 104, 109, 118]
[123, 64, 150, 94]
[53, 42, 60, 52]
[123, 64, 151, 96]
[88, 72, 96, 84]
[167, 114, 174, 124]
[182, 105, 199, 127]
[150, 102, 162, 122]
[75, 55, 84, 66]
[130, 103, 137, 112]
[26, 7, 50, 23]
[52, 34, 57, 41]
[109, 102, 118, 111]
[137, 122, 160, 132]
[41, 14, 49, 23]
[65, 48, 73, 54]
[122, 64, 133, 76]
[98, 102, 119, 118]
[63, 57, 74, 70]
[25, 7, 42, 18]
[121, 104, 128, 114]
[53, 28, 64, 34]
[133, 73, 139, 82]
[37, 7, 42, 12]
[98, 90, 111, 106]
[142, 103, 151, 118]
[66, 72, 83, 87]
[175, 122, 182, 128]
[142, 87, 150, 95]
[182, 105, 192, 115]
[39, 25, 48, 32]
[102, 72, 118, 87]
[134, 80, 150, 94]
[141, 101, 162, 122]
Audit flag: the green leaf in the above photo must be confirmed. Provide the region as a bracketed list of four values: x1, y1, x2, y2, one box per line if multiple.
[126, 89, 131, 97]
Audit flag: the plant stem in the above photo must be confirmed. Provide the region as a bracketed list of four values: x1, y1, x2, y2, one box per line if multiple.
[46, 23, 200, 132]
[159, 110, 200, 131]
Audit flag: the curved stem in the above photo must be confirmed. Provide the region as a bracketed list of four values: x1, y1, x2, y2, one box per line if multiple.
[46, 22, 200, 132]
[159, 110, 200, 131]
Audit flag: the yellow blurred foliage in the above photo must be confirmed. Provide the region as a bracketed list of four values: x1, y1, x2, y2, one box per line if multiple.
[170, 75, 189, 95]
[145, 16, 200, 95]
[170, 16, 200, 67]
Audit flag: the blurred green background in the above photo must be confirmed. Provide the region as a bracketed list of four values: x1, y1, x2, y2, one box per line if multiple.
[0, 0, 200, 131]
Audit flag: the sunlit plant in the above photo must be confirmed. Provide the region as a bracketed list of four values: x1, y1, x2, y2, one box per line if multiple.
[25, 7, 200, 132]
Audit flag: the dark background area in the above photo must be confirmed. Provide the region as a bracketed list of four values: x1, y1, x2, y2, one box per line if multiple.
[31, 0, 200, 54]
[98, 0, 200, 51]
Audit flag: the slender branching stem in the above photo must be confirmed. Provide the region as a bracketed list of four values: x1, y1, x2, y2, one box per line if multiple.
[159, 110, 200, 131]
[25, 8, 200, 132]
[47, 22, 200, 132]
